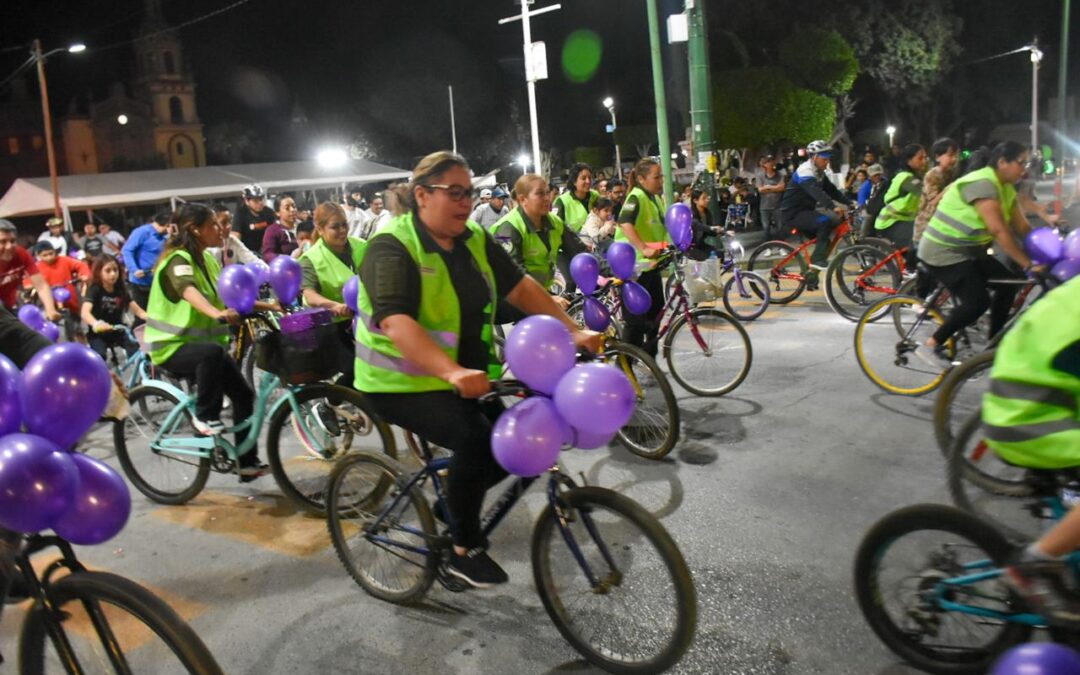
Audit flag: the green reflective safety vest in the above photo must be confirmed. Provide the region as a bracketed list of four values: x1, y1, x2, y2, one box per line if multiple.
[299, 237, 366, 318]
[923, 166, 1016, 248]
[875, 170, 921, 231]
[554, 190, 599, 233]
[614, 186, 668, 262]
[353, 213, 501, 393]
[144, 249, 230, 365]
[982, 277, 1080, 468]
[489, 207, 565, 288]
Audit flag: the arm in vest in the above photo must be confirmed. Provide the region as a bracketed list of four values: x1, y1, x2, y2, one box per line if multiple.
[976, 198, 1035, 270]
[377, 313, 491, 398]
[183, 285, 240, 326]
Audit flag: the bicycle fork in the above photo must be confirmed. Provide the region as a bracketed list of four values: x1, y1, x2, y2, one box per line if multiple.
[546, 473, 622, 594]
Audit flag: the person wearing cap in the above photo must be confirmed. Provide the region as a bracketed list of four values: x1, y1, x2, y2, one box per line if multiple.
[37, 217, 80, 258]
[344, 184, 371, 239]
[121, 211, 171, 315]
[858, 164, 885, 209]
[779, 140, 852, 289]
[234, 184, 277, 252]
[468, 186, 510, 229]
[755, 155, 786, 239]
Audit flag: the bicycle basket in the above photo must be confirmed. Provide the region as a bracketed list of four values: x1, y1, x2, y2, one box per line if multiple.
[255, 308, 339, 384]
[678, 258, 721, 305]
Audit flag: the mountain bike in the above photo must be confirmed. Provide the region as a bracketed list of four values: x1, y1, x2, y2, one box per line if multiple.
[824, 242, 912, 321]
[746, 214, 859, 304]
[326, 381, 697, 674]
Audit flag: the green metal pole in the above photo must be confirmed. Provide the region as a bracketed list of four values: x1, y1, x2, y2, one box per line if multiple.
[1056, 0, 1070, 214]
[686, 0, 719, 220]
[645, 0, 674, 206]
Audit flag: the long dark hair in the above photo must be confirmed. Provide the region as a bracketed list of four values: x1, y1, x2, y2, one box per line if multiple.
[90, 256, 127, 297]
[157, 203, 214, 280]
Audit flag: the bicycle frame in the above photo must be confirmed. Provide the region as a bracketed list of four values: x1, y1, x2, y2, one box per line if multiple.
[655, 266, 709, 352]
[853, 247, 908, 295]
[768, 219, 853, 280]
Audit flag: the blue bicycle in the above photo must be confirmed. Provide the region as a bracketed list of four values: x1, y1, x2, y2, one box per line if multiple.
[325, 381, 697, 674]
[94, 324, 155, 390]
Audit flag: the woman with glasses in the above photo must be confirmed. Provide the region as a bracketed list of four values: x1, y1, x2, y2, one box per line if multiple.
[354, 151, 600, 588]
[915, 140, 1043, 367]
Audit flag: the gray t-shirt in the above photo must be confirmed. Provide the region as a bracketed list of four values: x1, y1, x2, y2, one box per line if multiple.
[918, 178, 999, 267]
[756, 170, 785, 210]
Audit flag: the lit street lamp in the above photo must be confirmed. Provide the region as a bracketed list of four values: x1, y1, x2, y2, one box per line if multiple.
[117, 114, 129, 126]
[517, 154, 531, 173]
[602, 97, 622, 180]
[1028, 41, 1043, 154]
[30, 39, 86, 219]
[886, 125, 896, 149]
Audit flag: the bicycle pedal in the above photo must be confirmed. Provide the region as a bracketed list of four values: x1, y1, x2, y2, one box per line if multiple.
[436, 565, 472, 593]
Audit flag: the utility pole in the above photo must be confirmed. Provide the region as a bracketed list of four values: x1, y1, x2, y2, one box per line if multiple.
[645, 0, 674, 206]
[685, 0, 716, 218]
[1056, 0, 1071, 215]
[33, 39, 62, 219]
[1030, 38, 1042, 156]
[448, 85, 457, 155]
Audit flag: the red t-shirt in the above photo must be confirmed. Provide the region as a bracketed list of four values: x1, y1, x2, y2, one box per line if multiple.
[36, 256, 89, 312]
[0, 246, 38, 309]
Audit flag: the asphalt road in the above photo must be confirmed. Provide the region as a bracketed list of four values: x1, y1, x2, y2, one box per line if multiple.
[1, 287, 961, 675]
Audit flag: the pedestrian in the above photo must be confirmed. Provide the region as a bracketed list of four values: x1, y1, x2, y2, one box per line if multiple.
[344, 184, 371, 239]
[914, 138, 960, 242]
[755, 155, 786, 239]
[209, 205, 260, 266]
[469, 187, 510, 229]
[120, 211, 170, 317]
[77, 221, 108, 261]
[364, 194, 392, 235]
[97, 222, 126, 258]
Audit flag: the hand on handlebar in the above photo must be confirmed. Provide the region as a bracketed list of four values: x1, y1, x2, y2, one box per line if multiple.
[217, 308, 242, 326]
[44, 309, 61, 322]
[92, 320, 114, 333]
[449, 368, 492, 399]
[572, 328, 603, 355]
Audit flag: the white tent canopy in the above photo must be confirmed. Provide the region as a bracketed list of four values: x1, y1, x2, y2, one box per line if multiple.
[0, 158, 410, 219]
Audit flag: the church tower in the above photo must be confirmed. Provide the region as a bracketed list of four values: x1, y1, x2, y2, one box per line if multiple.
[134, 0, 206, 168]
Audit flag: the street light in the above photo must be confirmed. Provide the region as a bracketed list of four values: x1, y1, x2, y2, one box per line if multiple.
[116, 114, 128, 126]
[1028, 42, 1044, 154]
[67, 43, 86, 54]
[886, 125, 897, 149]
[602, 97, 622, 179]
[316, 147, 348, 168]
[28, 39, 86, 220]
[517, 153, 531, 172]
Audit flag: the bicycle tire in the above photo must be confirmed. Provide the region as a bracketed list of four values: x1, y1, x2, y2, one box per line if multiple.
[747, 240, 806, 304]
[824, 245, 901, 322]
[531, 486, 696, 675]
[19, 571, 224, 675]
[326, 452, 437, 604]
[266, 384, 396, 515]
[933, 351, 995, 455]
[853, 503, 1030, 674]
[113, 385, 211, 505]
[853, 295, 952, 396]
[663, 308, 752, 396]
[721, 271, 770, 321]
[600, 342, 679, 460]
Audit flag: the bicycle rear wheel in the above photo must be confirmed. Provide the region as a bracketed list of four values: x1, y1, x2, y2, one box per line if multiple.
[326, 452, 437, 604]
[663, 308, 752, 396]
[933, 351, 995, 455]
[19, 571, 224, 674]
[853, 295, 953, 396]
[721, 271, 770, 321]
[531, 486, 696, 675]
[824, 245, 902, 322]
[267, 384, 395, 515]
[600, 342, 679, 460]
[747, 240, 806, 304]
[113, 385, 210, 505]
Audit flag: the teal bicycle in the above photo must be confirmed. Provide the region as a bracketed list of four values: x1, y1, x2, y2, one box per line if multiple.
[113, 313, 395, 514]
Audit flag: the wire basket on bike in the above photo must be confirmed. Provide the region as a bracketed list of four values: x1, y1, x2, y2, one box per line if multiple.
[255, 308, 340, 384]
[678, 257, 722, 305]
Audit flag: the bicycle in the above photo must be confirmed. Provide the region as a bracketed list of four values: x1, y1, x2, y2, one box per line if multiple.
[664, 233, 771, 321]
[325, 381, 697, 674]
[92, 324, 155, 391]
[932, 350, 995, 455]
[0, 527, 223, 673]
[746, 213, 859, 304]
[113, 312, 395, 514]
[824, 242, 912, 322]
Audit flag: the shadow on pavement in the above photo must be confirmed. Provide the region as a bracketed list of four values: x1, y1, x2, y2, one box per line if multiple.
[869, 392, 934, 422]
[583, 451, 686, 520]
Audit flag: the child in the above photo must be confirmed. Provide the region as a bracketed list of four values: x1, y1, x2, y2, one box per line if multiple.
[581, 196, 617, 252]
[291, 221, 315, 258]
[34, 240, 89, 340]
[81, 257, 146, 361]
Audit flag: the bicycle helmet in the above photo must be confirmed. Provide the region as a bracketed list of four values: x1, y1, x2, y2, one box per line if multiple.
[242, 184, 265, 200]
[806, 140, 832, 156]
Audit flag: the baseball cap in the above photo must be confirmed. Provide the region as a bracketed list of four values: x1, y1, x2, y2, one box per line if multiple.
[491, 187, 509, 198]
[46, 216, 64, 227]
[480, 188, 493, 199]
[867, 164, 884, 177]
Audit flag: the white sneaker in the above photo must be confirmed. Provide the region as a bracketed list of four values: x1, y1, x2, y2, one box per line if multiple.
[809, 263, 828, 271]
[191, 417, 226, 436]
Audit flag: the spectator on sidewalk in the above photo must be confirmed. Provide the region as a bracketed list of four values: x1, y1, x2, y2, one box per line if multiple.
[121, 211, 170, 314]
[37, 217, 80, 257]
[469, 187, 510, 229]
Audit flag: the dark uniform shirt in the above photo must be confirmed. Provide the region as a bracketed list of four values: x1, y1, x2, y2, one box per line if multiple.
[234, 205, 277, 252]
[359, 215, 525, 372]
[496, 207, 588, 284]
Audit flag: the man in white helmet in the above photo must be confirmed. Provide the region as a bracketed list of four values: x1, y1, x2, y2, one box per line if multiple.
[779, 140, 852, 289]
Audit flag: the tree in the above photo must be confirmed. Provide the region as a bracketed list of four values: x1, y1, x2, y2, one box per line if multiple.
[613, 124, 658, 160]
[205, 121, 262, 165]
[779, 28, 859, 97]
[712, 67, 834, 150]
[573, 146, 610, 170]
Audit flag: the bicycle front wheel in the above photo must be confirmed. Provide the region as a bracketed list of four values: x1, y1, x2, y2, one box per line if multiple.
[267, 384, 396, 515]
[721, 271, 770, 321]
[600, 342, 679, 460]
[933, 350, 995, 456]
[532, 486, 696, 675]
[824, 244, 901, 322]
[853, 295, 953, 396]
[663, 308, 752, 396]
[747, 240, 806, 304]
[19, 571, 224, 674]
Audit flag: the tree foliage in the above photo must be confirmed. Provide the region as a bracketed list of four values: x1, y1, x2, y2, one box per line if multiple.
[778, 28, 859, 97]
[713, 67, 834, 149]
[573, 146, 611, 169]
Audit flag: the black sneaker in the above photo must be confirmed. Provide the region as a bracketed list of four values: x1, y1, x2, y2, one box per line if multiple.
[314, 402, 341, 436]
[1004, 558, 1080, 627]
[447, 548, 508, 588]
[238, 462, 270, 484]
[804, 269, 820, 291]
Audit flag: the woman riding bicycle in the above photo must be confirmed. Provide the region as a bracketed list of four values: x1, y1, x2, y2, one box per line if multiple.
[915, 141, 1042, 367]
[354, 151, 599, 588]
[614, 157, 669, 357]
[686, 188, 729, 262]
[80, 256, 147, 361]
[143, 203, 277, 479]
[873, 143, 928, 251]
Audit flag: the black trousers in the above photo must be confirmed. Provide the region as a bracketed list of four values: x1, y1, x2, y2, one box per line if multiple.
[129, 284, 151, 326]
[786, 209, 843, 266]
[924, 255, 1022, 345]
[161, 342, 258, 465]
[88, 331, 139, 362]
[365, 391, 506, 550]
[622, 268, 665, 358]
[0, 305, 51, 368]
[878, 220, 914, 251]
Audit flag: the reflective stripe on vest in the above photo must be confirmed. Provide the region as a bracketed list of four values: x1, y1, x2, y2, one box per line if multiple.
[489, 207, 564, 287]
[984, 417, 1080, 444]
[144, 317, 230, 339]
[924, 167, 1014, 248]
[875, 171, 920, 230]
[989, 379, 1078, 411]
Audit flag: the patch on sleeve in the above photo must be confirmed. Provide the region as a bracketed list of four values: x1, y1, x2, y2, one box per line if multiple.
[173, 264, 194, 277]
[621, 199, 637, 214]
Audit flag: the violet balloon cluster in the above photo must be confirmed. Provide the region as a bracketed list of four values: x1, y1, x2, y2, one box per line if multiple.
[495, 316, 636, 477]
[16, 304, 61, 342]
[1025, 227, 1080, 284]
[991, 642, 1080, 675]
[0, 344, 131, 545]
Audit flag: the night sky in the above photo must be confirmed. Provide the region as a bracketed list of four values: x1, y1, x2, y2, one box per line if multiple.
[1, 0, 1075, 172]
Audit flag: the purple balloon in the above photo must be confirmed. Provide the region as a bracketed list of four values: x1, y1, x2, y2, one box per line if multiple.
[665, 203, 692, 251]
[991, 642, 1080, 675]
[0, 353, 21, 436]
[247, 259, 271, 287]
[491, 398, 564, 477]
[218, 264, 258, 314]
[570, 426, 617, 450]
[52, 286, 71, 304]
[504, 315, 577, 395]
[1051, 257, 1080, 283]
[621, 280, 652, 315]
[553, 363, 636, 435]
[0, 434, 78, 533]
[269, 255, 303, 305]
[52, 454, 131, 545]
[582, 296, 611, 332]
[1025, 227, 1065, 265]
[343, 275, 360, 313]
[570, 253, 601, 295]
[17, 304, 45, 331]
[39, 322, 60, 342]
[21, 343, 112, 450]
[1065, 229, 1080, 260]
[606, 242, 637, 281]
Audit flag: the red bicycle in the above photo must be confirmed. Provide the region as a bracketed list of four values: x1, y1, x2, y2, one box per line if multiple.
[747, 216, 860, 304]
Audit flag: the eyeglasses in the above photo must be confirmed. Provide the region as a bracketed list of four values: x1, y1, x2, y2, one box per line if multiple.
[424, 184, 476, 202]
